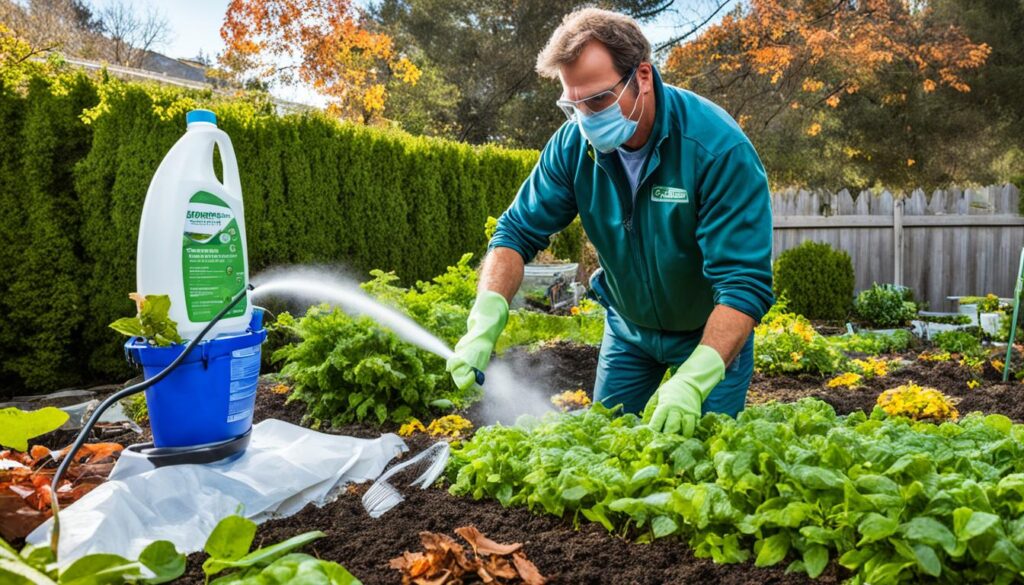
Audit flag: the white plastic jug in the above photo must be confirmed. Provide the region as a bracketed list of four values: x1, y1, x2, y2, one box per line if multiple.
[136, 109, 251, 340]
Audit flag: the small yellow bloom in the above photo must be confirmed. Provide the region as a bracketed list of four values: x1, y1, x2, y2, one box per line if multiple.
[551, 389, 591, 411]
[570, 306, 581, 316]
[967, 380, 980, 390]
[991, 359, 1005, 371]
[271, 383, 291, 395]
[877, 382, 958, 422]
[426, 415, 473, 439]
[827, 372, 863, 388]
[790, 351, 803, 363]
[398, 418, 426, 437]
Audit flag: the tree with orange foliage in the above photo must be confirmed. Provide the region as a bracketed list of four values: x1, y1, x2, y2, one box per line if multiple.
[220, 0, 420, 122]
[663, 0, 988, 132]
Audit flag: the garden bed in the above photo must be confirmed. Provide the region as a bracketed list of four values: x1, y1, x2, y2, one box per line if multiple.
[22, 331, 1024, 584]
[178, 372, 845, 585]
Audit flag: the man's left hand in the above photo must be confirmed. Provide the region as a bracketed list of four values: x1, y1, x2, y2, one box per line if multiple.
[645, 345, 726, 437]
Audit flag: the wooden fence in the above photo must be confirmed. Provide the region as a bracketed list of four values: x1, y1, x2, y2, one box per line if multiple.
[771, 184, 1024, 311]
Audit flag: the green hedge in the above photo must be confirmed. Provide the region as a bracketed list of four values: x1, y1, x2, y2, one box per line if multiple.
[0, 73, 538, 393]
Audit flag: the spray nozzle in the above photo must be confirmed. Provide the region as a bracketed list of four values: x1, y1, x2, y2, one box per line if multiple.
[473, 367, 485, 386]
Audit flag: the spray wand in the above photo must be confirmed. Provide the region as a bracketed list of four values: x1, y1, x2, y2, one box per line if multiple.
[48, 284, 254, 555]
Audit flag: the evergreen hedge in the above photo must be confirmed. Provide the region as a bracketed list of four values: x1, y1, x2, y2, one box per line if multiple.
[0, 73, 539, 393]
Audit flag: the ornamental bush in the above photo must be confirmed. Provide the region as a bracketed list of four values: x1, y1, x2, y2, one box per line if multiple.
[854, 283, 917, 327]
[773, 241, 854, 321]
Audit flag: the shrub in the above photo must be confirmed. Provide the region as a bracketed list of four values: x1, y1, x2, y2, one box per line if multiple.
[361, 253, 477, 346]
[854, 283, 917, 327]
[931, 329, 982, 356]
[876, 382, 959, 422]
[754, 303, 846, 375]
[773, 241, 854, 320]
[273, 305, 477, 427]
[0, 71, 536, 392]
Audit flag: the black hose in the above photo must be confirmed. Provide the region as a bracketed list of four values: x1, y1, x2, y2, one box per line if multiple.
[48, 284, 254, 554]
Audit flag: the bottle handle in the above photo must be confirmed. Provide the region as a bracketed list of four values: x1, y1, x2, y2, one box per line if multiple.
[212, 134, 243, 200]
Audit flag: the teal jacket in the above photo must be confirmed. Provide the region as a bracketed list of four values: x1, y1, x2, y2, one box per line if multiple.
[491, 67, 774, 331]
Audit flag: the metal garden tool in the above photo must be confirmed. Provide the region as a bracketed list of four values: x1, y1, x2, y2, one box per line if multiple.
[362, 441, 450, 518]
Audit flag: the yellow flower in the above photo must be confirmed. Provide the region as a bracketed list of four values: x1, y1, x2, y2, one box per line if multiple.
[398, 418, 426, 437]
[271, 383, 291, 395]
[570, 306, 581, 316]
[827, 372, 862, 388]
[852, 358, 890, 378]
[426, 415, 473, 439]
[551, 389, 591, 411]
[790, 351, 803, 363]
[877, 382, 958, 422]
[805, 122, 822, 137]
[991, 359, 1005, 371]
[967, 380, 980, 390]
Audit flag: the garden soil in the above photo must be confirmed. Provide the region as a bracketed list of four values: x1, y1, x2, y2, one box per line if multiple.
[35, 337, 1024, 584]
[180, 378, 845, 584]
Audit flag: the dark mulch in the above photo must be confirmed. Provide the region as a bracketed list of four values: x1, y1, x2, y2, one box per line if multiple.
[34, 338, 1024, 584]
[499, 340, 600, 395]
[179, 469, 844, 585]
[749, 351, 1024, 422]
[178, 349, 847, 584]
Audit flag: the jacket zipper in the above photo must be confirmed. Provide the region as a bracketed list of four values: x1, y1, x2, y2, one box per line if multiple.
[597, 146, 664, 329]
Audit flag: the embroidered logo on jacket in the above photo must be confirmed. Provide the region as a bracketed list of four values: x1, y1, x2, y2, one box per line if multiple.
[651, 185, 689, 203]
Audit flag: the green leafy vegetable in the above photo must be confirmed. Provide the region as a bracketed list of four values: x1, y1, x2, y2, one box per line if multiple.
[273, 304, 475, 426]
[201, 515, 360, 585]
[449, 398, 1024, 584]
[0, 407, 69, 451]
[0, 537, 184, 584]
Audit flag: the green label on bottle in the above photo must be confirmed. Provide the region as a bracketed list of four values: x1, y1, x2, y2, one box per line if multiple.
[182, 191, 246, 322]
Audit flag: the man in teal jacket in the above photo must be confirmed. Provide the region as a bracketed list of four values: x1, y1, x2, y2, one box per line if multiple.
[447, 8, 774, 436]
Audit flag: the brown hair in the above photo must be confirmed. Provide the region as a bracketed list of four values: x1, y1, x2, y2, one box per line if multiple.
[536, 8, 651, 79]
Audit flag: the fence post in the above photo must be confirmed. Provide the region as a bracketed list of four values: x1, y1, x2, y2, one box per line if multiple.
[893, 197, 904, 287]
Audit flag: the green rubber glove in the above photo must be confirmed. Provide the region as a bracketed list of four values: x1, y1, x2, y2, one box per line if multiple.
[446, 290, 509, 390]
[645, 345, 725, 437]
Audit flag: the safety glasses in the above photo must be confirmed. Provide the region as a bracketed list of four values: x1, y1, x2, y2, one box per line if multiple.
[556, 68, 636, 120]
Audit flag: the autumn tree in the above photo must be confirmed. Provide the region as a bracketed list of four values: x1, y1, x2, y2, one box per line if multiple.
[370, 0, 685, 147]
[662, 0, 993, 188]
[0, 0, 105, 60]
[220, 0, 421, 122]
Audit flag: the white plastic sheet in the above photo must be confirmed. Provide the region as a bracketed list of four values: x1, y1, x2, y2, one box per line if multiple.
[27, 419, 407, 565]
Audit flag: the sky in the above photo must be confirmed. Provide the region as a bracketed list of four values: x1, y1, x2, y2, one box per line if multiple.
[87, 0, 714, 106]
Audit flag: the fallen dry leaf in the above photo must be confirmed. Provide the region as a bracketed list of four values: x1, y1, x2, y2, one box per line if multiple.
[456, 525, 522, 556]
[512, 552, 546, 585]
[390, 525, 545, 585]
[0, 441, 123, 540]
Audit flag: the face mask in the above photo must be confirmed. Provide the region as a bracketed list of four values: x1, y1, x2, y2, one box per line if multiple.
[576, 79, 645, 154]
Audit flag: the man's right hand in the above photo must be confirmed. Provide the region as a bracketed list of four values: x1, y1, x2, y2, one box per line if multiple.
[446, 290, 510, 390]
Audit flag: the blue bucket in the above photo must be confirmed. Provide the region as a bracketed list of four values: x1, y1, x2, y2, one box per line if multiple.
[124, 310, 268, 448]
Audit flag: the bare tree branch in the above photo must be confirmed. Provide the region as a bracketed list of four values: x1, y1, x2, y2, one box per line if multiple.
[97, 0, 171, 68]
[654, 0, 734, 54]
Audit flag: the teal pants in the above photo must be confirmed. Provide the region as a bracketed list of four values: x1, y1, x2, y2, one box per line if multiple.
[594, 304, 755, 416]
